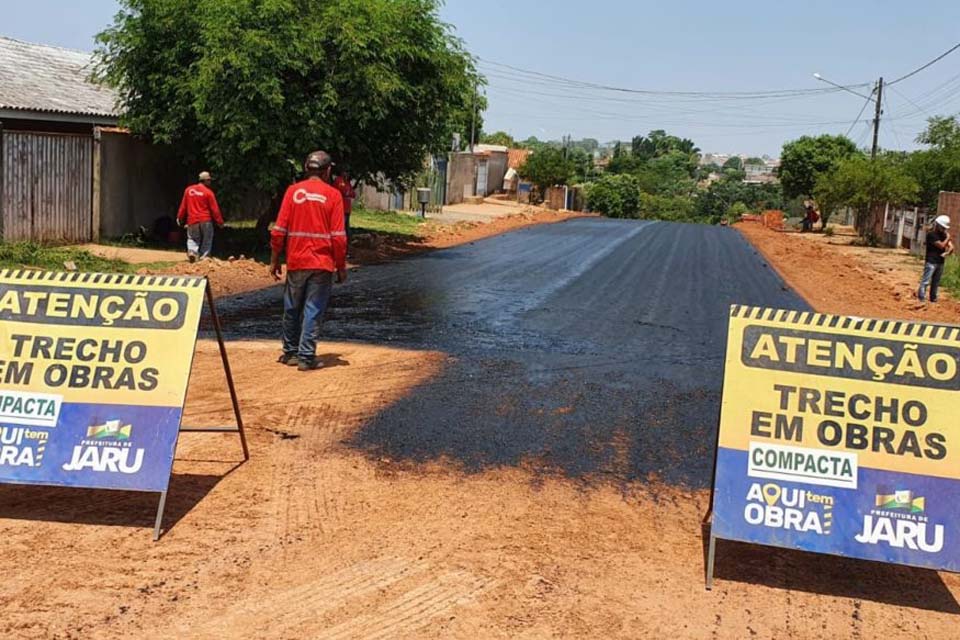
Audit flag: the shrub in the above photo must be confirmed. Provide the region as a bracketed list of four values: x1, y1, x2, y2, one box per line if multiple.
[585, 175, 642, 218]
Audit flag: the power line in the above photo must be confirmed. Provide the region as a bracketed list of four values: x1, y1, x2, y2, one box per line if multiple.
[883, 91, 904, 150]
[888, 84, 933, 119]
[888, 41, 960, 86]
[845, 90, 877, 137]
[478, 58, 871, 99]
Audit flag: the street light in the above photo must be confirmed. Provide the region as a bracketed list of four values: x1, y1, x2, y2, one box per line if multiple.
[814, 72, 883, 159]
[812, 73, 874, 101]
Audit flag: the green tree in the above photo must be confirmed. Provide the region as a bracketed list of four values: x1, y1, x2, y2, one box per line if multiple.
[904, 115, 960, 209]
[723, 156, 743, 171]
[519, 147, 575, 197]
[585, 174, 642, 218]
[567, 147, 594, 183]
[96, 0, 481, 211]
[636, 151, 696, 197]
[480, 131, 516, 147]
[917, 115, 960, 149]
[745, 157, 765, 166]
[814, 154, 919, 242]
[779, 134, 859, 199]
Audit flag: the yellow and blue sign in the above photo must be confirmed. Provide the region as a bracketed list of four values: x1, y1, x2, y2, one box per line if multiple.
[712, 305, 960, 572]
[0, 270, 205, 493]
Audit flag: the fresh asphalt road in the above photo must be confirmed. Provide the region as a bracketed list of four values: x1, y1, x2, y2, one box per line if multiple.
[225, 218, 809, 487]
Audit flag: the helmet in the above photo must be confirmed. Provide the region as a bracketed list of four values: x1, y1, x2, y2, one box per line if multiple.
[935, 215, 951, 230]
[304, 151, 332, 173]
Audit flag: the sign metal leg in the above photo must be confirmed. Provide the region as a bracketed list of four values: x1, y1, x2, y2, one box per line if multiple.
[153, 490, 168, 541]
[204, 281, 249, 461]
[706, 533, 717, 591]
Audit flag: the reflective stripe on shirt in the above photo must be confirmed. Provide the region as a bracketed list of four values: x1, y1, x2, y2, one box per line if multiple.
[288, 231, 332, 239]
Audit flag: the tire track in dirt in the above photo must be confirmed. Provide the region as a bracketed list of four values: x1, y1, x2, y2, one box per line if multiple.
[188, 557, 428, 639]
[269, 403, 361, 550]
[316, 570, 494, 640]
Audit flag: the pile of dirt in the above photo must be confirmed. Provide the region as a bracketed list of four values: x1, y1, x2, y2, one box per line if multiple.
[737, 221, 960, 323]
[147, 257, 274, 298]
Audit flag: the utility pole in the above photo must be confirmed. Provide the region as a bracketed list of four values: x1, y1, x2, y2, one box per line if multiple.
[470, 83, 477, 153]
[871, 77, 884, 159]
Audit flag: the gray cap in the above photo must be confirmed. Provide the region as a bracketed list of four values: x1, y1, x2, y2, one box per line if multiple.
[198, 171, 212, 181]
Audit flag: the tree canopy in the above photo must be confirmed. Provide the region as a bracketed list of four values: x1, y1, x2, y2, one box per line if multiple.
[480, 131, 516, 147]
[904, 115, 960, 209]
[96, 0, 482, 206]
[778, 134, 859, 199]
[814, 154, 918, 241]
[519, 147, 575, 196]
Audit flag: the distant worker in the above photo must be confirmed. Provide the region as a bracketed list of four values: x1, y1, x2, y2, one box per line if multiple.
[270, 151, 347, 371]
[918, 215, 954, 303]
[801, 203, 819, 233]
[177, 171, 224, 262]
[332, 168, 356, 243]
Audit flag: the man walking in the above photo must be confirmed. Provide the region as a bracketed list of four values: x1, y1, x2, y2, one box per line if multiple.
[270, 151, 348, 371]
[177, 171, 224, 261]
[332, 168, 356, 243]
[918, 215, 955, 303]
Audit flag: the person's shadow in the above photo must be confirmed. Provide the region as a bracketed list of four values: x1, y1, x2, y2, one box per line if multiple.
[317, 353, 349, 369]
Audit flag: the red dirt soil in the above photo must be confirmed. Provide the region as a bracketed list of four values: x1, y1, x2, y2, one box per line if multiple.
[737, 221, 960, 322]
[2, 219, 959, 639]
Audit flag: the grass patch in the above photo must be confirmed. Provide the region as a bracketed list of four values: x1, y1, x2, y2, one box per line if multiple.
[941, 255, 960, 298]
[0, 242, 168, 273]
[352, 208, 428, 239]
[100, 207, 430, 265]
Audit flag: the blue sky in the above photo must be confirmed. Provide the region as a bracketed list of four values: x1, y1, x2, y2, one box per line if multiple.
[5, 0, 960, 156]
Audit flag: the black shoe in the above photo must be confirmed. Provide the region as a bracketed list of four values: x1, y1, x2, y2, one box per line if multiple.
[277, 353, 299, 366]
[298, 357, 324, 371]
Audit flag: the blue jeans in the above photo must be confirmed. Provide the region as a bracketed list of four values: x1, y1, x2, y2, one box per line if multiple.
[918, 261, 944, 302]
[282, 270, 334, 360]
[187, 222, 215, 258]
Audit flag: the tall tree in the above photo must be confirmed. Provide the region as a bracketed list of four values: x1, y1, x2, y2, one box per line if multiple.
[814, 154, 918, 241]
[905, 115, 960, 208]
[779, 134, 859, 199]
[96, 0, 482, 209]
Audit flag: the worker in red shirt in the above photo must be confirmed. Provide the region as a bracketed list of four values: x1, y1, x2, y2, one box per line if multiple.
[332, 169, 356, 243]
[270, 150, 347, 371]
[177, 171, 224, 261]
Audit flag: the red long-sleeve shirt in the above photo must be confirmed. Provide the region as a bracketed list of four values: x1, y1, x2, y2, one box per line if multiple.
[270, 178, 346, 272]
[333, 175, 356, 214]
[177, 183, 224, 225]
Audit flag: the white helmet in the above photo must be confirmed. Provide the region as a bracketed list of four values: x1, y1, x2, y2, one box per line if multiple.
[935, 215, 951, 229]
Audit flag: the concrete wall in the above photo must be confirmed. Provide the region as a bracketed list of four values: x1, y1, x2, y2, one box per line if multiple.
[98, 129, 191, 238]
[937, 191, 960, 249]
[446, 152, 478, 205]
[483, 151, 508, 197]
[359, 181, 400, 211]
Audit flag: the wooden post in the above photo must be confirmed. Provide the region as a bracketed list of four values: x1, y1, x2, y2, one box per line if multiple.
[91, 127, 102, 243]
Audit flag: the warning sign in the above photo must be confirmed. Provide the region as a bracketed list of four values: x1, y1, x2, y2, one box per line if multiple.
[711, 305, 960, 573]
[0, 270, 206, 493]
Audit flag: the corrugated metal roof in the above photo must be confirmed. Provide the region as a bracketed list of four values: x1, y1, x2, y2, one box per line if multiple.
[0, 36, 119, 120]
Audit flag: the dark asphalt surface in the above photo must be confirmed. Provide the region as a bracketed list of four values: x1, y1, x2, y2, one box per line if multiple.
[222, 219, 809, 487]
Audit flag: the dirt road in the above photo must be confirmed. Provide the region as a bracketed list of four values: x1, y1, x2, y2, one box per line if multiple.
[3, 219, 958, 639]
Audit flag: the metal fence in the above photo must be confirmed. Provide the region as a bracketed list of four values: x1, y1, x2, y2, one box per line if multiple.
[1, 130, 94, 242]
